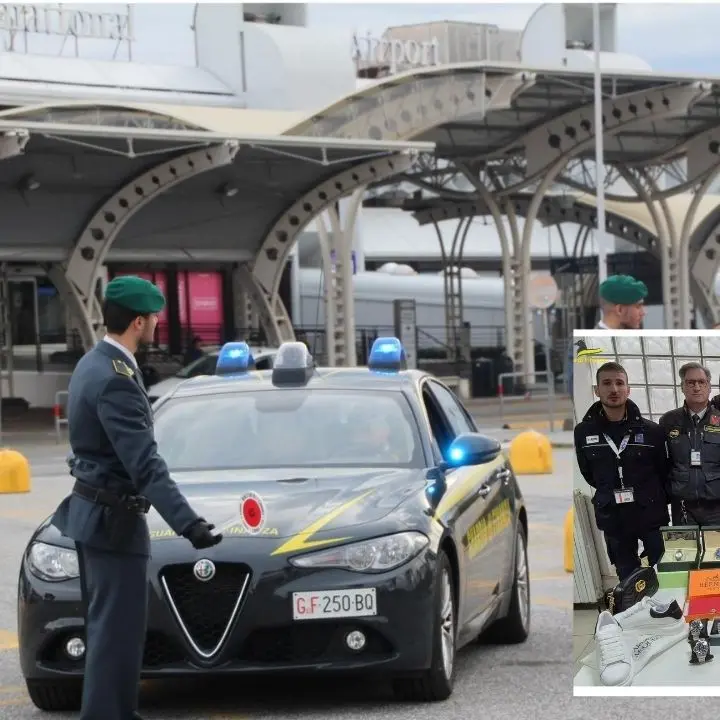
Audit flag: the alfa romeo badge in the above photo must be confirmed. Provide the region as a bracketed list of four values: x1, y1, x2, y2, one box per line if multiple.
[193, 558, 216, 582]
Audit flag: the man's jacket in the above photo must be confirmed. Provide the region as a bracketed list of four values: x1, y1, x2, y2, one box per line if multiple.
[660, 400, 720, 504]
[574, 399, 669, 534]
[51, 341, 200, 556]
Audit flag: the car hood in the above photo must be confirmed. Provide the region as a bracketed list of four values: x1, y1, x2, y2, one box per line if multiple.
[145, 467, 425, 539]
[147, 376, 182, 399]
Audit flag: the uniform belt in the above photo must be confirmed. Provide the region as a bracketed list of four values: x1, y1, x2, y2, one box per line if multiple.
[72, 480, 150, 514]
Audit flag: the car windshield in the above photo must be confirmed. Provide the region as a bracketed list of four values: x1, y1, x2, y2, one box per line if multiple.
[154, 389, 424, 470]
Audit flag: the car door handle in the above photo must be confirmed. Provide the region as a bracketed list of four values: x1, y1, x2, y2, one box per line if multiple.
[497, 468, 511, 483]
[477, 484, 492, 497]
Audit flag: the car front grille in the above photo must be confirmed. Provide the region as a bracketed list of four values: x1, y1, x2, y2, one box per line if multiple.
[143, 631, 186, 667]
[160, 562, 250, 658]
[239, 623, 394, 664]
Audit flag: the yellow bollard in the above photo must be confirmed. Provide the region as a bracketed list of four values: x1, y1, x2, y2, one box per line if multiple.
[0, 449, 31, 493]
[564, 507, 574, 573]
[508, 430, 553, 474]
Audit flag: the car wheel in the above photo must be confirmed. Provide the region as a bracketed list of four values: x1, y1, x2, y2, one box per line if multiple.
[393, 551, 456, 702]
[25, 679, 82, 711]
[479, 522, 530, 644]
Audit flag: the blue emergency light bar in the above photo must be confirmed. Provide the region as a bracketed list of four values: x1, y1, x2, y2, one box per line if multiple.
[368, 337, 407, 371]
[271, 341, 314, 385]
[215, 342, 254, 376]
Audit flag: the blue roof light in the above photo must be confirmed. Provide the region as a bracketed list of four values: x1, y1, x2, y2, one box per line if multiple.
[368, 336, 406, 371]
[216, 342, 254, 376]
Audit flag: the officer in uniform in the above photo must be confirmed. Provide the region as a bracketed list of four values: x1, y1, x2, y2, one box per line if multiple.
[51, 275, 223, 720]
[565, 274, 647, 398]
[596, 274, 648, 330]
[661, 362, 720, 525]
[574, 361, 669, 582]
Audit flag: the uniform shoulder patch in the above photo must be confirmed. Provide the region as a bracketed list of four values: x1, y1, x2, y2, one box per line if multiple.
[112, 359, 134, 378]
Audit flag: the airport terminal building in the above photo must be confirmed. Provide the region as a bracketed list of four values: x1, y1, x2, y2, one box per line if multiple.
[2, 2, 720, 407]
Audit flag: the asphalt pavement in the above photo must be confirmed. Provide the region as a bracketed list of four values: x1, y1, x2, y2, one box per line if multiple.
[0, 399, 705, 715]
[1, 442, 706, 717]
[0, 433, 577, 720]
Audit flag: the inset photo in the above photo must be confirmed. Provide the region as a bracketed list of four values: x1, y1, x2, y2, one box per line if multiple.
[572, 331, 720, 691]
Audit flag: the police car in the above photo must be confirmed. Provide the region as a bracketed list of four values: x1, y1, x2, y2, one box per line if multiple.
[17, 338, 530, 710]
[146, 346, 277, 404]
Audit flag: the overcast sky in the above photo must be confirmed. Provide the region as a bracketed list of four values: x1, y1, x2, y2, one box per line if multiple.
[2, 2, 718, 74]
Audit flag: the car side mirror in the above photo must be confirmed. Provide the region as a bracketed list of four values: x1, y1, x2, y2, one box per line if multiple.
[445, 433, 502, 468]
[424, 467, 448, 514]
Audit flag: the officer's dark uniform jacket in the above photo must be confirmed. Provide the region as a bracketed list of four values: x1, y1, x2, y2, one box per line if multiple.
[52, 340, 201, 556]
[574, 399, 670, 534]
[660, 400, 720, 504]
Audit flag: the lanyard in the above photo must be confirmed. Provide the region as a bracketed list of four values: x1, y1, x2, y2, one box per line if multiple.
[603, 433, 631, 488]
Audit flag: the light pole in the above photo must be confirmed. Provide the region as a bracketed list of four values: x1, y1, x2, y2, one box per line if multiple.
[593, 2, 608, 286]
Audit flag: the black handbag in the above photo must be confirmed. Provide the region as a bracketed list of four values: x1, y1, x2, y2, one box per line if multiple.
[603, 566, 659, 615]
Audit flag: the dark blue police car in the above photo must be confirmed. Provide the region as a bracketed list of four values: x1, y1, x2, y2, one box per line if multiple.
[17, 338, 530, 709]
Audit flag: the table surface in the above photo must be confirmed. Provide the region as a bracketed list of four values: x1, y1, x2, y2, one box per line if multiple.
[573, 588, 720, 686]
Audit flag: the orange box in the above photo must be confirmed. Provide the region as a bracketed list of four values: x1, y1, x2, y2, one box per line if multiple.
[688, 569, 720, 598]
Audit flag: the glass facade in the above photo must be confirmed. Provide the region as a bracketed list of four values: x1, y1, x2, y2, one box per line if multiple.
[573, 334, 720, 423]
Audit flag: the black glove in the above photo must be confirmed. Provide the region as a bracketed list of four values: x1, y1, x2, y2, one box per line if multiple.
[184, 519, 222, 549]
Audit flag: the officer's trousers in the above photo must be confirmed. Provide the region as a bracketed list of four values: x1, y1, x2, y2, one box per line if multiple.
[604, 528, 664, 583]
[77, 543, 148, 720]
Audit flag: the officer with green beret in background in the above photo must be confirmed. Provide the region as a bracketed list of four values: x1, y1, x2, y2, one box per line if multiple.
[596, 274, 648, 330]
[566, 274, 647, 399]
[51, 275, 223, 720]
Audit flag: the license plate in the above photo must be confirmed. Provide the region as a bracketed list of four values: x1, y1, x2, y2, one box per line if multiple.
[292, 588, 377, 620]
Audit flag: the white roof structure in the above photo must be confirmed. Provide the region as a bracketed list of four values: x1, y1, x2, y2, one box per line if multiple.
[0, 52, 240, 106]
[354, 208, 575, 261]
[0, 99, 305, 136]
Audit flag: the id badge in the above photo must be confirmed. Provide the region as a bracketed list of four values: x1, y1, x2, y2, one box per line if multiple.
[691, 450, 702, 467]
[614, 488, 635, 504]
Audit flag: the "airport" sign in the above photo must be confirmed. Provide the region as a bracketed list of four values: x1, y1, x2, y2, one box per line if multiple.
[352, 31, 439, 75]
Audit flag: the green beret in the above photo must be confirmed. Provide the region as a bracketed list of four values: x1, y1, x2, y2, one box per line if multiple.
[104, 275, 165, 314]
[599, 275, 648, 305]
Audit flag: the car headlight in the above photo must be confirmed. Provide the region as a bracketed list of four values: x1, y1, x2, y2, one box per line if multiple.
[289, 531, 429, 573]
[27, 542, 80, 582]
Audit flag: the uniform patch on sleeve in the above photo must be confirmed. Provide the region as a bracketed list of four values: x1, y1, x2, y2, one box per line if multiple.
[112, 359, 134, 377]
[669, 429, 680, 439]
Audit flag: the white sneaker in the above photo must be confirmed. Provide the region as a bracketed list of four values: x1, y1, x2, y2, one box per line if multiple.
[615, 596, 684, 636]
[596, 611, 633, 686]
[625, 625, 688, 677]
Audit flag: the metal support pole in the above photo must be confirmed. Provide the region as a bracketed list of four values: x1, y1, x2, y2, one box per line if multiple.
[593, 2, 608, 289]
[315, 213, 336, 366]
[541, 309, 555, 433]
[1, 264, 12, 399]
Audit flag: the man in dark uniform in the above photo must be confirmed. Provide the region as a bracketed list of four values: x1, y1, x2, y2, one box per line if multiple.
[661, 362, 720, 525]
[51, 275, 223, 720]
[574, 361, 669, 582]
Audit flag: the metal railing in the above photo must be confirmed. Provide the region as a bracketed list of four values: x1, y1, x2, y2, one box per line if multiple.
[497, 371, 556, 432]
[54, 390, 68, 443]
